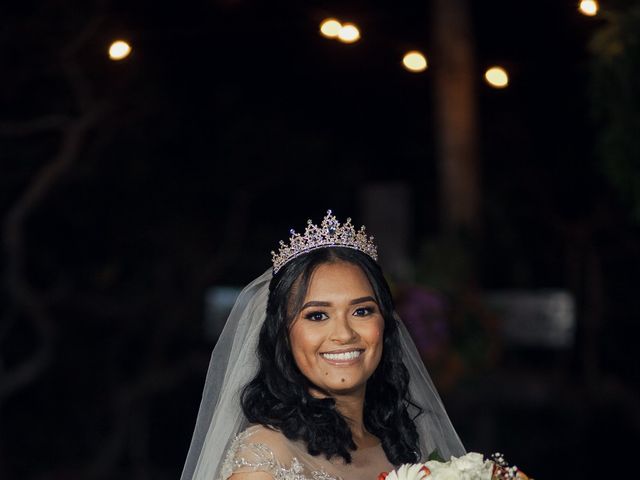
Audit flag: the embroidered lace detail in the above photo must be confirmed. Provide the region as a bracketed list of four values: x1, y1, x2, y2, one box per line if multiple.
[311, 470, 337, 480]
[219, 430, 340, 480]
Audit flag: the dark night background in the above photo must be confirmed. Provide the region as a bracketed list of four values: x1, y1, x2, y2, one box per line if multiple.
[1, 0, 639, 479]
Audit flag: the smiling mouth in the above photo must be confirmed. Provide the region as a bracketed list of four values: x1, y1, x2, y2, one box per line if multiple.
[320, 350, 363, 361]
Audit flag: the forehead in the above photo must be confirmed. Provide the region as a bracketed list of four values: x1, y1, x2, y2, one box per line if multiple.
[304, 261, 374, 298]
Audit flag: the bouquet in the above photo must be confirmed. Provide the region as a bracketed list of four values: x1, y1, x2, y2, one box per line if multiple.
[378, 452, 530, 480]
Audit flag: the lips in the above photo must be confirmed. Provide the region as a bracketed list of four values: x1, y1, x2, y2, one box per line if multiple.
[320, 349, 363, 362]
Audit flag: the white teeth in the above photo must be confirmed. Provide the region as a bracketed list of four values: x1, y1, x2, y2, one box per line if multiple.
[321, 350, 362, 361]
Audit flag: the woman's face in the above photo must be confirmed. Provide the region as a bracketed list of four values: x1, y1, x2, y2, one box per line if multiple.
[288, 261, 384, 398]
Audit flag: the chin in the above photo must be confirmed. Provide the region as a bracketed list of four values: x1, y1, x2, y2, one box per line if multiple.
[323, 379, 368, 396]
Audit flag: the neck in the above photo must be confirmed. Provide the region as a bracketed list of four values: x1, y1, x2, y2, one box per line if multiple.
[333, 390, 378, 447]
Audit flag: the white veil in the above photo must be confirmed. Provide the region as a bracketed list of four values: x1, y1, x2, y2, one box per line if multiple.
[180, 268, 465, 480]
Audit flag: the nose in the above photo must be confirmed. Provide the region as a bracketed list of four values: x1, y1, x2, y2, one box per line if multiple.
[330, 314, 357, 344]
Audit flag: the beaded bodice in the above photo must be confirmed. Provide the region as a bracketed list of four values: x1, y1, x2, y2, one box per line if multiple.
[219, 426, 393, 480]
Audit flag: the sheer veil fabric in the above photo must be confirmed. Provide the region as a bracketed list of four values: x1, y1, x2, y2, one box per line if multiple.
[180, 268, 465, 480]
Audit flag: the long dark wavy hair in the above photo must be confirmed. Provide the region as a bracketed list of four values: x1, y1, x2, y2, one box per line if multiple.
[241, 247, 421, 465]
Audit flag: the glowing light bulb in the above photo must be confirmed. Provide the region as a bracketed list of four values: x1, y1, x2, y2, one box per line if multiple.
[109, 40, 131, 60]
[579, 0, 598, 16]
[337, 23, 360, 44]
[402, 51, 428, 73]
[320, 18, 342, 38]
[485, 66, 509, 88]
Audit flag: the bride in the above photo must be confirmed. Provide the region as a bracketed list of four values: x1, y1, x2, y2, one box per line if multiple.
[181, 211, 465, 480]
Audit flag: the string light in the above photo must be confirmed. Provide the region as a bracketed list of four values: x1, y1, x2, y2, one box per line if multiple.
[337, 23, 360, 44]
[578, 0, 599, 16]
[320, 18, 342, 38]
[108, 40, 131, 61]
[104, 11, 588, 80]
[484, 66, 509, 88]
[402, 51, 428, 73]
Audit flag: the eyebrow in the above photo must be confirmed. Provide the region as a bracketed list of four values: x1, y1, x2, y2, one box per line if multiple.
[301, 296, 377, 309]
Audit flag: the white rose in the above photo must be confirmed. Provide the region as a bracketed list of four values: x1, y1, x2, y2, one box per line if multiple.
[452, 453, 492, 479]
[422, 461, 459, 480]
[385, 463, 430, 480]
[428, 470, 459, 480]
[423, 453, 493, 480]
[450, 452, 485, 471]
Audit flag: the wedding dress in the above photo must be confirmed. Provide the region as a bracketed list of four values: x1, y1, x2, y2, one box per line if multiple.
[219, 425, 393, 480]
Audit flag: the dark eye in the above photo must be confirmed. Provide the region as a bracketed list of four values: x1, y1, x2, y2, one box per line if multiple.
[304, 311, 328, 321]
[353, 307, 373, 317]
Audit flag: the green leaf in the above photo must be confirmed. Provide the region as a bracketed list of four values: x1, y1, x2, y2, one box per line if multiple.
[427, 449, 445, 462]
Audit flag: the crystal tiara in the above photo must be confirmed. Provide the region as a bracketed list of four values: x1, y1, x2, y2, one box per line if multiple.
[271, 210, 378, 273]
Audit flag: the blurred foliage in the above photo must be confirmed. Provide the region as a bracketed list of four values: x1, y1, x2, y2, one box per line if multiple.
[589, 1, 640, 221]
[415, 234, 475, 294]
[409, 234, 500, 391]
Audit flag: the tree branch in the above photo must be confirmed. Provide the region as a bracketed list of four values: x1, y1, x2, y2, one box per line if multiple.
[1, 106, 105, 401]
[0, 115, 71, 136]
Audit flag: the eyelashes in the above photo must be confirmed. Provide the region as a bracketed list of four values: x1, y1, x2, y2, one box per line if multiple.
[354, 306, 374, 316]
[304, 311, 328, 322]
[303, 306, 377, 321]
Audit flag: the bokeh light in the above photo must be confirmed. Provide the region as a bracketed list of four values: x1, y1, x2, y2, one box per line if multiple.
[402, 51, 428, 73]
[108, 40, 131, 60]
[484, 66, 509, 88]
[320, 18, 342, 38]
[579, 0, 599, 16]
[337, 23, 360, 44]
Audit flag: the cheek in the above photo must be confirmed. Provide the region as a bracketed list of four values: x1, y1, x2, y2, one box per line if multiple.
[368, 320, 385, 362]
[365, 319, 384, 345]
[289, 325, 321, 368]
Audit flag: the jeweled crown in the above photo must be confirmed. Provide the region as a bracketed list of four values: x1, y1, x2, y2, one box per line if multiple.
[271, 210, 378, 273]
